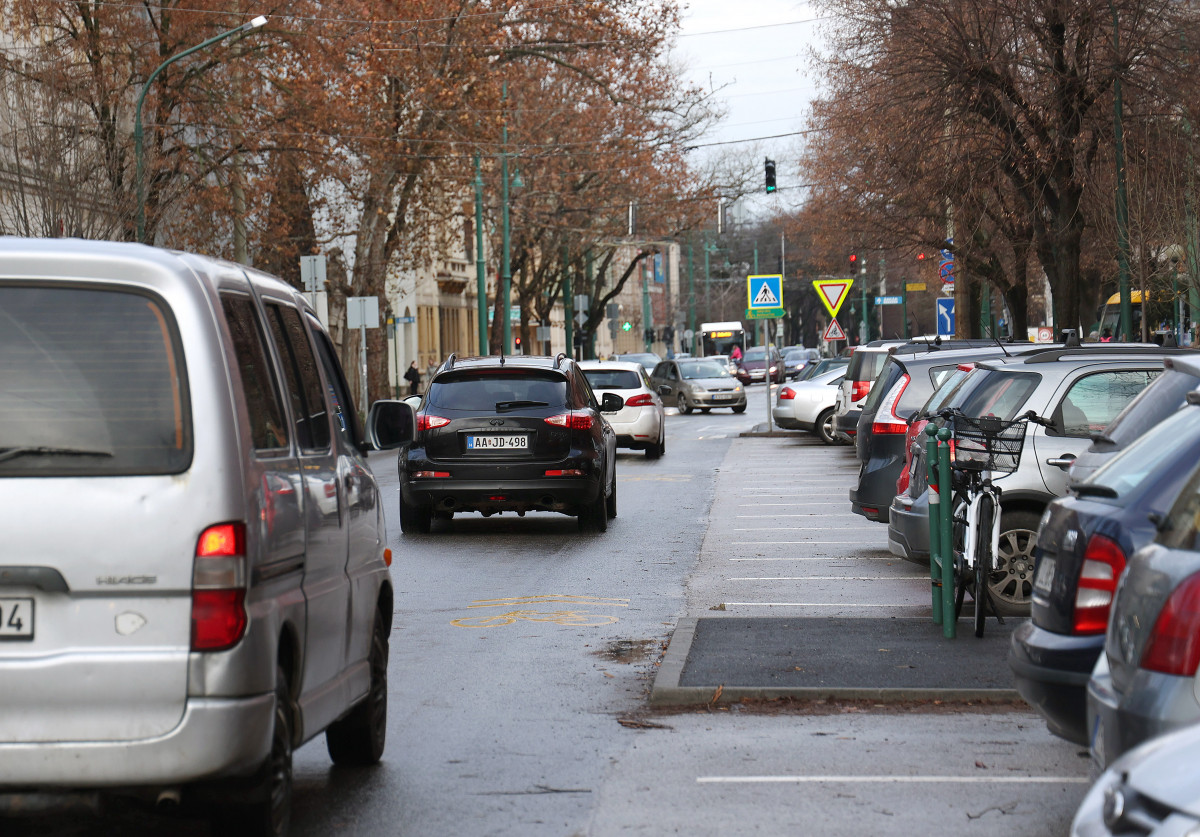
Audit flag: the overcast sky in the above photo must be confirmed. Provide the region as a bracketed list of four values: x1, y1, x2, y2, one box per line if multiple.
[673, 0, 825, 218]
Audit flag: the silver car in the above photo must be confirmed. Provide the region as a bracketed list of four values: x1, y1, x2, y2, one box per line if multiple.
[580, 360, 666, 458]
[1087, 452, 1200, 770]
[651, 358, 747, 414]
[772, 368, 845, 443]
[0, 239, 404, 834]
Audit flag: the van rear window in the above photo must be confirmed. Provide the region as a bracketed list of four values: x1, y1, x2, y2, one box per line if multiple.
[0, 285, 191, 475]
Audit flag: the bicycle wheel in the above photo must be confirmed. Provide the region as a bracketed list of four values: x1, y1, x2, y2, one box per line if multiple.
[973, 494, 995, 638]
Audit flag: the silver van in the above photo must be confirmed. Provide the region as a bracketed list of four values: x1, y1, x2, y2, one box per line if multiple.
[0, 238, 412, 835]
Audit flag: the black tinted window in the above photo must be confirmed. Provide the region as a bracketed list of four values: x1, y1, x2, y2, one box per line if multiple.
[311, 323, 360, 445]
[265, 303, 331, 452]
[582, 369, 641, 389]
[222, 294, 288, 453]
[0, 285, 191, 475]
[428, 372, 568, 410]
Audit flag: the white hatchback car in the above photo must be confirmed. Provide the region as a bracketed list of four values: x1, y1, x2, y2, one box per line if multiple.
[773, 368, 846, 444]
[579, 361, 666, 458]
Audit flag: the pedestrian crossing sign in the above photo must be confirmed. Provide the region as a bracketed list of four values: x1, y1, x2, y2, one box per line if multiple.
[746, 274, 783, 318]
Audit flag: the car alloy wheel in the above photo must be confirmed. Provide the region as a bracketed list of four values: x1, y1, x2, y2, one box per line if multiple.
[816, 408, 837, 445]
[676, 392, 693, 415]
[989, 510, 1040, 615]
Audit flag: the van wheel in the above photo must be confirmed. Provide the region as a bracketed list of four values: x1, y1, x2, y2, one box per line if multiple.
[213, 666, 293, 837]
[326, 613, 388, 766]
[399, 498, 432, 534]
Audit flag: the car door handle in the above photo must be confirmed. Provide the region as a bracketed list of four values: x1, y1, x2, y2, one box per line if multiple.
[1046, 454, 1077, 468]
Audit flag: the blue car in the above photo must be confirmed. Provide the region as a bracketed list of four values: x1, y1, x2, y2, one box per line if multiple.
[1009, 402, 1200, 744]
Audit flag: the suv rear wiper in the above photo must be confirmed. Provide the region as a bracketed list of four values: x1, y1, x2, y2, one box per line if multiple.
[0, 446, 114, 464]
[1072, 483, 1118, 498]
[494, 400, 550, 412]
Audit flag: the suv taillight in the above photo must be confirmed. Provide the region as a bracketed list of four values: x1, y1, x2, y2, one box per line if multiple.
[778, 387, 796, 400]
[546, 411, 594, 430]
[1140, 572, 1200, 675]
[871, 374, 910, 435]
[192, 522, 247, 652]
[624, 394, 653, 407]
[418, 414, 450, 431]
[851, 380, 871, 401]
[1071, 535, 1126, 635]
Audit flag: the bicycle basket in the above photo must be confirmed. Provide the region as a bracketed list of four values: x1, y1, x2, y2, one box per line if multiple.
[949, 414, 1028, 474]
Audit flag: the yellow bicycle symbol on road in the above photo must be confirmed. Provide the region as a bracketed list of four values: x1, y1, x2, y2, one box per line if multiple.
[451, 609, 619, 628]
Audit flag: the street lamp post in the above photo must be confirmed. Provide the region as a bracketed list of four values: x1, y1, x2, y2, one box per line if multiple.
[474, 152, 488, 353]
[134, 15, 266, 243]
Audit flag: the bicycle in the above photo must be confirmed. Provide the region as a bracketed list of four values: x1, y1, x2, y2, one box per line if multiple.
[939, 409, 1044, 637]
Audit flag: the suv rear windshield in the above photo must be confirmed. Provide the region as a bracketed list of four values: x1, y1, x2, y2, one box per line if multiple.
[1103, 367, 1199, 445]
[957, 370, 1041, 419]
[846, 349, 889, 383]
[427, 371, 568, 411]
[582, 369, 641, 390]
[0, 285, 192, 476]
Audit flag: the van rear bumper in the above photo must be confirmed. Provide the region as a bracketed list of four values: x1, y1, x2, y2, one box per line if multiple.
[0, 694, 273, 788]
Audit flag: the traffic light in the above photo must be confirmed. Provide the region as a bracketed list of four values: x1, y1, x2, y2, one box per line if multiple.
[764, 158, 777, 193]
[514, 336, 522, 352]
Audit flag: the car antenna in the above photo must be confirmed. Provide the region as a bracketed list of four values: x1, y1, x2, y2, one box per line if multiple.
[992, 333, 1011, 357]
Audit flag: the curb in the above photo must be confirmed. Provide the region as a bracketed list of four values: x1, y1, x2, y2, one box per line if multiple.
[649, 618, 1022, 707]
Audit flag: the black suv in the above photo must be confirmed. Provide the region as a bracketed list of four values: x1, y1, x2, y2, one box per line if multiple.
[397, 354, 622, 533]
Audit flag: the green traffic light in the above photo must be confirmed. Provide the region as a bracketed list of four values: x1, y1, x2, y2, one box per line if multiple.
[622, 322, 632, 331]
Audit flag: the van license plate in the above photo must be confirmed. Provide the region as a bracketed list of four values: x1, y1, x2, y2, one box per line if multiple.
[0, 598, 33, 640]
[467, 435, 528, 450]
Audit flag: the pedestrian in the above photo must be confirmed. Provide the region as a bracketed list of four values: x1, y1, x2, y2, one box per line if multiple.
[1100, 328, 1113, 342]
[730, 344, 742, 361]
[403, 361, 421, 396]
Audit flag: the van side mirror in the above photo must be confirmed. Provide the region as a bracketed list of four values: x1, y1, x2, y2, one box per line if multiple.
[366, 400, 415, 450]
[601, 392, 625, 413]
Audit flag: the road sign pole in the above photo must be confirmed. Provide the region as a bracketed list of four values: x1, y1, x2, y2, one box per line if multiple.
[562, 245, 573, 360]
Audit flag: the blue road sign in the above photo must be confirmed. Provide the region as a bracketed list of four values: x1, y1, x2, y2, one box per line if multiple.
[936, 298, 955, 337]
[874, 295, 903, 305]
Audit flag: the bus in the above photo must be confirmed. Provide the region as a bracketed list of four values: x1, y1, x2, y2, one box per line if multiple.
[1097, 289, 1187, 341]
[699, 322, 747, 357]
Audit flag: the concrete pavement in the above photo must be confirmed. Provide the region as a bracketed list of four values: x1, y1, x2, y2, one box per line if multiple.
[652, 429, 1023, 705]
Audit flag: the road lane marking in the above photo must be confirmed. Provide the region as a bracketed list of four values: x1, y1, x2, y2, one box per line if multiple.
[723, 602, 925, 607]
[452, 610, 619, 628]
[736, 503, 848, 506]
[463, 594, 629, 609]
[697, 775, 1090, 785]
[734, 527, 867, 531]
[736, 514, 863, 519]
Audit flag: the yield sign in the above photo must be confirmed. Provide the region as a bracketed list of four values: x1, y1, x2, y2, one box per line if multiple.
[823, 319, 846, 341]
[813, 279, 853, 318]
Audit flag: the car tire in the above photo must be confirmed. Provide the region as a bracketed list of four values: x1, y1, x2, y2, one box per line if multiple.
[213, 665, 293, 837]
[326, 612, 388, 766]
[989, 509, 1040, 616]
[399, 497, 432, 534]
[606, 473, 617, 519]
[646, 427, 664, 459]
[816, 408, 837, 445]
[676, 393, 693, 415]
[732, 403, 747, 414]
[578, 485, 608, 533]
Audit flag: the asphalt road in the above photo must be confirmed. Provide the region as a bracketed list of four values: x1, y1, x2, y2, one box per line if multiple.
[12, 387, 1092, 836]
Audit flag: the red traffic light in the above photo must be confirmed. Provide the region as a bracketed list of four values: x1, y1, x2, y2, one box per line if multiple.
[917, 253, 926, 260]
[849, 254, 857, 263]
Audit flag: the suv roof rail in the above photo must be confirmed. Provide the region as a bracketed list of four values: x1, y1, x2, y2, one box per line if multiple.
[443, 352, 457, 372]
[554, 352, 568, 368]
[1022, 345, 1196, 363]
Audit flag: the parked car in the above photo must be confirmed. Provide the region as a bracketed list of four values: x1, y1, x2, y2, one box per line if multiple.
[851, 345, 1046, 523]
[772, 368, 845, 443]
[735, 345, 786, 385]
[795, 356, 849, 382]
[652, 357, 747, 414]
[1009, 403, 1200, 745]
[783, 347, 821, 380]
[611, 352, 661, 373]
[397, 354, 622, 533]
[1067, 354, 1200, 485]
[885, 345, 1184, 613]
[0, 238, 401, 834]
[579, 360, 666, 458]
[1071, 721, 1200, 837]
[1087, 436, 1200, 768]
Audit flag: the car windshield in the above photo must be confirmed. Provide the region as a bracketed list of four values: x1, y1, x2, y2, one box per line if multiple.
[1087, 407, 1200, 500]
[744, 348, 767, 362]
[427, 372, 568, 411]
[0, 284, 192, 476]
[582, 369, 641, 390]
[679, 361, 730, 380]
[784, 349, 806, 361]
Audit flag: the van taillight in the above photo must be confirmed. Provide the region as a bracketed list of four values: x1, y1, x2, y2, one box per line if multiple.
[851, 381, 871, 401]
[1140, 572, 1200, 675]
[1071, 535, 1126, 635]
[191, 522, 247, 652]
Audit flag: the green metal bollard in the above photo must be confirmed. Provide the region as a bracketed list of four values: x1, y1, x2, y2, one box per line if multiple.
[925, 423, 943, 626]
[938, 426, 956, 639]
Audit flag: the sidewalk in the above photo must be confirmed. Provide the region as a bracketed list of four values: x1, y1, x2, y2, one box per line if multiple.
[651, 431, 1023, 705]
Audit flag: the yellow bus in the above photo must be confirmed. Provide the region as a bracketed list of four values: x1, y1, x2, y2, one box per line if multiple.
[1096, 289, 1183, 339]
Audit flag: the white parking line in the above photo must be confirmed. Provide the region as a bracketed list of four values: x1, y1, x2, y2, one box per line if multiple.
[734, 527, 865, 531]
[735, 514, 863, 519]
[728, 576, 927, 581]
[728, 555, 898, 560]
[697, 775, 1090, 785]
[724, 602, 923, 607]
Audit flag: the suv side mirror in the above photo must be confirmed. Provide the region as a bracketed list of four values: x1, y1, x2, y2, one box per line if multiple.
[366, 400, 415, 449]
[601, 392, 625, 413]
